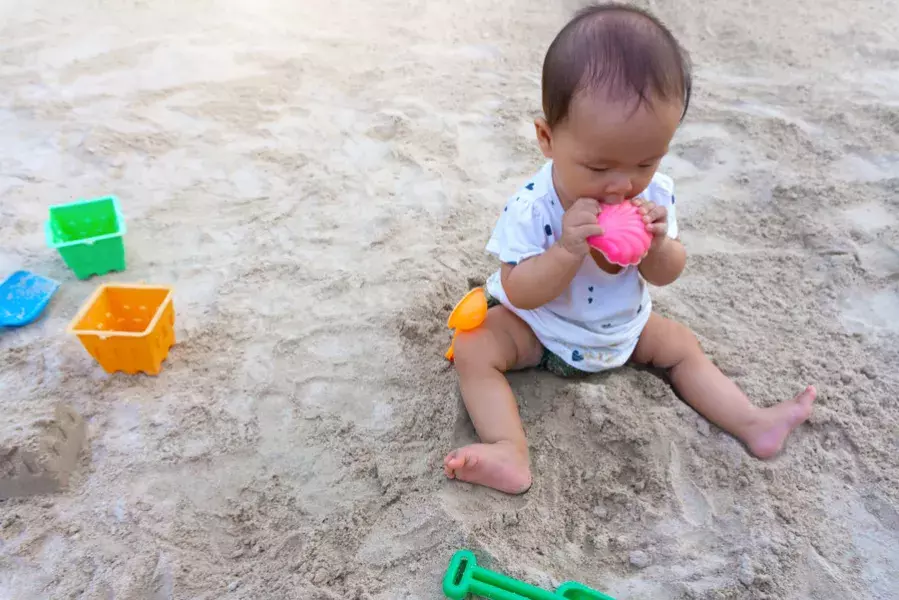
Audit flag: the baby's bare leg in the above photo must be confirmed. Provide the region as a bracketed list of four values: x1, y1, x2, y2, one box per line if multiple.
[443, 305, 543, 494]
[632, 313, 815, 458]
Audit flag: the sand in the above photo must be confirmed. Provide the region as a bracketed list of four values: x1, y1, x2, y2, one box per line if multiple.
[1, 0, 897, 598]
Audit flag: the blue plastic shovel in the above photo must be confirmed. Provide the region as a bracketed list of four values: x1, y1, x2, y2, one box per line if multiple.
[0, 270, 60, 327]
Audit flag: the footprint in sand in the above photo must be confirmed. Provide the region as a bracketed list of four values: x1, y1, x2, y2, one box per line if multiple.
[831, 153, 899, 183]
[843, 201, 897, 231]
[856, 242, 899, 279]
[841, 200, 899, 277]
[667, 443, 715, 526]
[839, 288, 899, 335]
[805, 482, 899, 598]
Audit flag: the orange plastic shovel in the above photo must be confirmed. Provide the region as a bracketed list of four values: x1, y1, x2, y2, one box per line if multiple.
[444, 287, 488, 361]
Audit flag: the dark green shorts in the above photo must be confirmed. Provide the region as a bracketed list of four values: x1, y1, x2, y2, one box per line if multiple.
[485, 292, 591, 378]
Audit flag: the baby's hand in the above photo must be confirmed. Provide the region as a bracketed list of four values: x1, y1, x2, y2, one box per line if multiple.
[559, 198, 604, 258]
[633, 199, 669, 250]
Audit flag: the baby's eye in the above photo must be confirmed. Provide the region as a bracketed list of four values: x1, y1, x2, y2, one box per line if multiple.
[638, 163, 654, 169]
[588, 166, 609, 173]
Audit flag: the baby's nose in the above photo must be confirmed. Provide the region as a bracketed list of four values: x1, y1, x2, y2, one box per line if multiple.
[604, 174, 633, 197]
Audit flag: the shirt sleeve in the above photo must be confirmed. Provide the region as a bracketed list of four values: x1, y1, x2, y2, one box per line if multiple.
[485, 197, 551, 265]
[647, 173, 678, 239]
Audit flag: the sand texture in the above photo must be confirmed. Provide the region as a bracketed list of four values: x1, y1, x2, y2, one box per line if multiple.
[0, 404, 86, 500]
[1, 0, 898, 598]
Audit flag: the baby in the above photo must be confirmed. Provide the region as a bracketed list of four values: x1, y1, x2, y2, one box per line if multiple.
[444, 3, 816, 494]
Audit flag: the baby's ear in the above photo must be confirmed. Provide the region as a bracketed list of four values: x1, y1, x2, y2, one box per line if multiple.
[534, 117, 553, 158]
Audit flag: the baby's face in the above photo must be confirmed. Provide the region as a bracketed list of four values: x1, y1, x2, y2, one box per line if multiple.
[536, 91, 682, 209]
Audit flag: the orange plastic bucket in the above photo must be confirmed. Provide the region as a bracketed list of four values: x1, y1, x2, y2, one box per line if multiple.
[67, 283, 175, 375]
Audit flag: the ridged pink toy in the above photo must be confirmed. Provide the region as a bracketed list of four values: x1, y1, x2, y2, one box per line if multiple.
[587, 202, 653, 266]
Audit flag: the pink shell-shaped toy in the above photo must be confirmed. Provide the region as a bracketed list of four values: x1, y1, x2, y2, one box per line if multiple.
[587, 202, 652, 266]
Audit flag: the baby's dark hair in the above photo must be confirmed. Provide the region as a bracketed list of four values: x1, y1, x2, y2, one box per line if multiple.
[541, 3, 692, 127]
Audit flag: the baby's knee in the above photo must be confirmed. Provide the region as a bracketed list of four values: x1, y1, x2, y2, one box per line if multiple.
[672, 321, 701, 354]
[453, 329, 504, 372]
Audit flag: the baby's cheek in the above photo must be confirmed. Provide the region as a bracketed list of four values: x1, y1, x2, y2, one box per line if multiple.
[582, 173, 617, 199]
[629, 177, 653, 198]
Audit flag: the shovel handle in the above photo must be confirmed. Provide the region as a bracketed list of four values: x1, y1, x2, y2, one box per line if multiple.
[443, 550, 559, 600]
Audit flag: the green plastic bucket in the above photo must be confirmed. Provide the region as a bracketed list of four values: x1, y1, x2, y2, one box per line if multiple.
[45, 196, 127, 280]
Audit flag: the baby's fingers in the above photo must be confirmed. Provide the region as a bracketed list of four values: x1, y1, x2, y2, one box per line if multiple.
[642, 204, 667, 224]
[572, 197, 602, 214]
[646, 222, 668, 236]
[579, 224, 605, 240]
[632, 198, 652, 214]
[567, 209, 602, 227]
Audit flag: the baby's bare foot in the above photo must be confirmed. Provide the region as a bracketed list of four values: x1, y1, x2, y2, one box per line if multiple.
[743, 386, 816, 459]
[443, 441, 531, 494]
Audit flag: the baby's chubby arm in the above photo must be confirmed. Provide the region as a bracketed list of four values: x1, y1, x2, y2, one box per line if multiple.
[501, 198, 603, 310]
[634, 199, 686, 286]
[638, 236, 686, 286]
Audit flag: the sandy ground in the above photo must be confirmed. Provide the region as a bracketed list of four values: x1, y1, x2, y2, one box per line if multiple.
[1, 0, 898, 598]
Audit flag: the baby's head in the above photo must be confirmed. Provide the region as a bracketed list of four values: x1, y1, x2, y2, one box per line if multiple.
[536, 3, 692, 207]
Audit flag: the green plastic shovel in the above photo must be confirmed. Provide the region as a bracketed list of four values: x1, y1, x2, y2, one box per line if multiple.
[442, 549, 616, 600]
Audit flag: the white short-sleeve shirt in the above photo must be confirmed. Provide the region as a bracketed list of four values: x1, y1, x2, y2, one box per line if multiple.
[485, 160, 678, 372]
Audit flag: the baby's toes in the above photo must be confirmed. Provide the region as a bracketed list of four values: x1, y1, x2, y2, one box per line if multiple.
[444, 449, 465, 472]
